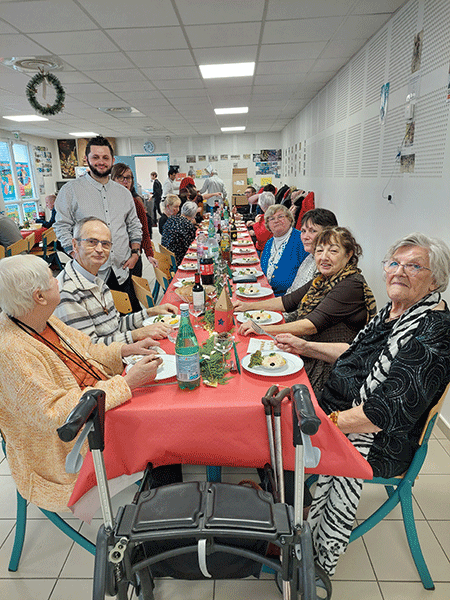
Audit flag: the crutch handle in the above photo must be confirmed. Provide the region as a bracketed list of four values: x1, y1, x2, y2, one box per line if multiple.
[269, 387, 291, 416]
[292, 384, 321, 436]
[261, 385, 279, 414]
[57, 389, 106, 450]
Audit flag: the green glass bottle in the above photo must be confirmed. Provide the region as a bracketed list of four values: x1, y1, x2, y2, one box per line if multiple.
[175, 303, 201, 390]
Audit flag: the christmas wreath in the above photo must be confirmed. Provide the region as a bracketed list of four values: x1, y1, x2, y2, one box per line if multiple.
[25, 72, 65, 116]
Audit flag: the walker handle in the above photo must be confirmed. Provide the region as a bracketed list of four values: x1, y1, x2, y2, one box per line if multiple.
[291, 384, 321, 436]
[57, 389, 106, 451]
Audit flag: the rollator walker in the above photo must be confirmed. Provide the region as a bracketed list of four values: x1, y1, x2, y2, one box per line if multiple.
[58, 384, 332, 600]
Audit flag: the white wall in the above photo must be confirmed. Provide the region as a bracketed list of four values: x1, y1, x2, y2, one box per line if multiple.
[280, 0, 450, 425]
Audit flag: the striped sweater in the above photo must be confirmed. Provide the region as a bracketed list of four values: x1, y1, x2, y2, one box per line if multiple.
[55, 260, 147, 344]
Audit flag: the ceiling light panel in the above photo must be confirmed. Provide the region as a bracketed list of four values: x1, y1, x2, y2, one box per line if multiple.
[221, 126, 246, 131]
[3, 114, 48, 122]
[199, 62, 255, 79]
[214, 107, 248, 115]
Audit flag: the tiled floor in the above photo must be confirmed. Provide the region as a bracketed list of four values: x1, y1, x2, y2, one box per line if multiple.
[1, 229, 450, 599]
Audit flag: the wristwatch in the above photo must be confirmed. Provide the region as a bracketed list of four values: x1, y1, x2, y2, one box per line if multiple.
[131, 248, 141, 256]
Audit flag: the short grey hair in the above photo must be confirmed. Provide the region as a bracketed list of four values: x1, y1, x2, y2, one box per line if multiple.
[258, 192, 275, 212]
[181, 201, 198, 219]
[0, 255, 53, 317]
[385, 232, 450, 292]
[264, 204, 294, 232]
[73, 216, 109, 240]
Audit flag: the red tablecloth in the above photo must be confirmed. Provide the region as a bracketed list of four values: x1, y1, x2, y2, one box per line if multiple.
[21, 227, 45, 244]
[69, 228, 372, 515]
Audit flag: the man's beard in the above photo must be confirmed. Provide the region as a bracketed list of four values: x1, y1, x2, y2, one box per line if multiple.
[87, 158, 112, 179]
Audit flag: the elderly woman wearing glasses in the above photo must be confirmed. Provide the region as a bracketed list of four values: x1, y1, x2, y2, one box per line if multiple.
[276, 233, 450, 577]
[55, 217, 178, 344]
[260, 205, 308, 296]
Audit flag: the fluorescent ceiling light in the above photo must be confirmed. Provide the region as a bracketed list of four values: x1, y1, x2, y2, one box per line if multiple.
[200, 62, 255, 79]
[214, 107, 248, 115]
[69, 131, 98, 137]
[3, 114, 48, 122]
[221, 126, 246, 132]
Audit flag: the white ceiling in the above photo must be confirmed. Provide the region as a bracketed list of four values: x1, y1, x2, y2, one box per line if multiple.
[0, 0, 406, 141]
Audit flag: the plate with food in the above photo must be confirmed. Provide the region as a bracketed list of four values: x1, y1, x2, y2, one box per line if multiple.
[233, 239, 253, 246]
[143, 314, 181, 327]
[232, 255, 259, 265]
[125, 354, 177, 381]
[174, 276, 195, 288]
[236, 285, 273, 298]
[233, 247, 256, 254]
[232, 267, 263, 277]
[242, 350, 303, 377]
[179, 261, 198, 271]
[236, 310, 282, 324]
[185, 252, 197, 260]
[122, 346, 166, 365]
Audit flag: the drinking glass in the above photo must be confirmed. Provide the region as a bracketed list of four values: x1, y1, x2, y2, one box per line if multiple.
[189, 302, 202, 329]
[213, 332, 234, 369]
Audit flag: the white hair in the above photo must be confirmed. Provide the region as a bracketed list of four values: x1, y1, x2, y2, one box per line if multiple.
[258, 192, 275, 212]
[0, 255, 52, 317]
[181, 201, 198, 219]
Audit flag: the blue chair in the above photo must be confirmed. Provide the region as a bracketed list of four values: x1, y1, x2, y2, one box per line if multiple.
[1, 434, 95, 572]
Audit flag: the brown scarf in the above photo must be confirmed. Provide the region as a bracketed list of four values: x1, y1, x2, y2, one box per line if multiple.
[297, 263, 377, 323]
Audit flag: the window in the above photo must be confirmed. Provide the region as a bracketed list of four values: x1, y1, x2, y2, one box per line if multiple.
[0, 140, 38, 224]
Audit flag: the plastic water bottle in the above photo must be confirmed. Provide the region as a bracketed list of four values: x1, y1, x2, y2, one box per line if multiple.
[175, 303, 200, 390]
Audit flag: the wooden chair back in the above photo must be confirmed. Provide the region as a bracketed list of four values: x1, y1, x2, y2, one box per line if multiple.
[153, 252, 173, 279]
[6, 236, 30, 256]
[0, 244, 5, 259]
[159, 244, 177, 271]
[154, 267, 169, 293]
[25, 232, 35, 251]
[110, 289, 133, 314]
[42, 227, 57, 246]
[132, 275, 155, 309]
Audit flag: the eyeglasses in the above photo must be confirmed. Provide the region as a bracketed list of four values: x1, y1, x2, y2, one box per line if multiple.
[382, 260, 432, 277]
[116, 175, 132, 182]
[77, 238, 113, 249]
[267, 215, 288, 224]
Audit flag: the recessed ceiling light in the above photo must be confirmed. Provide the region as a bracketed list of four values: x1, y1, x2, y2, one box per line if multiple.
[214, 107, 248, 115]
[69, 131, 99, 137]
[200, 62, 255, 79]
[3, 115, 49, 122]
[221, 126, 246, 132]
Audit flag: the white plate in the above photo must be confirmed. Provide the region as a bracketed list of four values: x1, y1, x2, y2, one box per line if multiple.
[184, 253, 197, 260]
[122, 347, 166, 365]
[179, 262, 198, 271]
[143, 314, 181, 327]
[233, 247, 256, 254]
[242, 351, 304, 377]
[236, 310, 282, 325]
[125, 354, 177, 381]
[236, 285, 273, 298]
[233, 240, 253, 246]
[174, 276, 195, 287]
[232, 268, 263, 277]
[232, 256, 259, 265]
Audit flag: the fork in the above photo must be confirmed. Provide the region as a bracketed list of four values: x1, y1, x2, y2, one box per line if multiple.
[249, 319, 278, 342]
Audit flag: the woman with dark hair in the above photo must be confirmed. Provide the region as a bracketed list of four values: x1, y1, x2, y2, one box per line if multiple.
[111, 163, 156, 274]
[179, 177, 204, 222]
[235, 226, 377, 392]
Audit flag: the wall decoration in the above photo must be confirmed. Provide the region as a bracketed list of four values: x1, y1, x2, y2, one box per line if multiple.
[26, 72, 65, 116]
[260, 149, 282, 161]
[379, 82, 389, 124]
[255, 162, 279, 176]
[198, 154, 206, 162]
[186, 154, 196, 163]
[196, 169, 203, 178]
[411, 30, 423, 74]
[230, 154, 240, 160]
[253, 153, 261, 162]
[261, 177, 272, 186]
[34, 146, 52, 177]
[57, 139, 78, 179]
[243, 154, 251, 160]
[400, 154, 415, 173]
[220, 154, 228, 160]
[208, 154, 218, 161]
[404, 121, 415, 146]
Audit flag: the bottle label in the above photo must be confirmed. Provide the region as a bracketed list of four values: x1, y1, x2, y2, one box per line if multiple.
[176, 353, 200, 381]
[192, 290, 205, 312]
[200, 262, 214, 276]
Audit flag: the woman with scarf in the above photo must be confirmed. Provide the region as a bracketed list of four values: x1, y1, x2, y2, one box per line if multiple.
[276, 232, 450, 577]
[236, 226, 377, 393]
[259, 205, 308, 296]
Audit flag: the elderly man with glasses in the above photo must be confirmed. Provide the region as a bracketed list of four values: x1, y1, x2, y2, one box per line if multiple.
[54, 217, 177, 344]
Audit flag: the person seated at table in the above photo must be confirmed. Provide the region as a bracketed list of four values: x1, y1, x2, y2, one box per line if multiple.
[259, 204, 308, 296]
[158, 194, 181, 235]
[54, 217, 177, 344]
[179, 177, 204, 223]
[246, 191, 275, 253]
[275, 232, 450, 577]
[235, 227, 377, 392]
[0, 254, 164, 512]
[35, 194, 57, 228]
[0, 215, 22, 249]
[284, 208, 338, 321]
[161, 201, 198, 266]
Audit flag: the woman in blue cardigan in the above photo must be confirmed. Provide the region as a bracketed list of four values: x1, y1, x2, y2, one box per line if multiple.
[260, 205, 308, 296]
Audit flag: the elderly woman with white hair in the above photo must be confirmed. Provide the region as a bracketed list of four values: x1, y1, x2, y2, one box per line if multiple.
[161, 200, 198, 266]
[260, 204, 308, 296]
[246, 191, 275, 253]
[0, 255, 163, 512]
[276, 232, 450, 577]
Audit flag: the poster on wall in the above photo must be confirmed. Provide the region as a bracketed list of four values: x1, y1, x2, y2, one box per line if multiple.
[16, 162, 33, 198]
[57, 139, 78, 178]
[208, 154, 218, 162]
[447, 62, 450, 102]
[380, 83, 390, 124]
[34, 146, 53, 177]
[404, 121, 415, 146]
[400, 154, 415, 173]
[255, 162, 279, 176]
[411, 30, 423, 73]
[0, 161, 15, 202]
[243, 154, 251, 160]
[230, 154, 240, 160]
[260, 149, 282, 161]
[198, 155, 206, 162]
[186, 155, 196, 163]
[220, 154, 228, 160]
[261, 177, 272, 186]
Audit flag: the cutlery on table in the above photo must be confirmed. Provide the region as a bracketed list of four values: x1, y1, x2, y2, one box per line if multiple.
[249, 319, 278, 343]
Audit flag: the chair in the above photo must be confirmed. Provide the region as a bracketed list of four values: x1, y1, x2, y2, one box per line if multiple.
[24, 231, 35, 251]
[132, 275, 155, 309]
[1, 433, 95, 571]
[159, 244, 177, 273]
[6, 236, 30, 256]
[110, 289, 133, 314]
[153, 267, 169, 300]
[348, 383, 450, 590]
[0, 244, 5, 259]
[30, 227, 64, 271]
[152, 254, 173, 300]
[154, 251, 174, 279]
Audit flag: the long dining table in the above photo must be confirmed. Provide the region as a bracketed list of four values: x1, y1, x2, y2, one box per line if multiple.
[69, 221, 372, 521]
